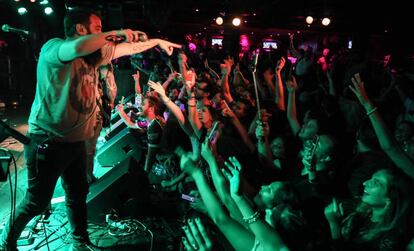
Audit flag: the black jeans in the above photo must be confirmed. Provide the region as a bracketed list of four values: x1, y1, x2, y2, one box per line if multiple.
[0, 133, 89, 245]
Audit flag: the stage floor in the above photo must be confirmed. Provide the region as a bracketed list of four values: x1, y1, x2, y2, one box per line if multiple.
[0, 103, 190, 250]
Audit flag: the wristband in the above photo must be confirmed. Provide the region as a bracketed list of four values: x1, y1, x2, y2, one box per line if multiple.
[366, 107, 378, 116]
[243, 211, 260, 224]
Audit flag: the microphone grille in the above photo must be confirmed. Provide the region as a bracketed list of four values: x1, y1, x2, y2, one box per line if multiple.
[1, 24, 10, 32]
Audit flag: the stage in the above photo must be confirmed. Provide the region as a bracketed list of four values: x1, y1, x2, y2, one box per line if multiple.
[0, 103, 189, 250]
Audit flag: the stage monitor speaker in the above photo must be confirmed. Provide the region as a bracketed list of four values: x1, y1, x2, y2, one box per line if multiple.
[87, 158, 151, 223]
[96, 127, 145, 168]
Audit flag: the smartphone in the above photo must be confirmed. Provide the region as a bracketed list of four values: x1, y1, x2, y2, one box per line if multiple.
[181, 194, 196, 202]
[207, 121, 220, 142]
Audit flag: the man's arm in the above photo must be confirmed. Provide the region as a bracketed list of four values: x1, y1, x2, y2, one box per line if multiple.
[114, 38, 181, 59]
[58, 30, 118, 62]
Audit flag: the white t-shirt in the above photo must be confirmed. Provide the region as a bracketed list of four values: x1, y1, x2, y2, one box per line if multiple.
[28, 38, 114, 142]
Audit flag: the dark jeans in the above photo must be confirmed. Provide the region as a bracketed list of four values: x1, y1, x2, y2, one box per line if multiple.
[0, 133, 89, 245]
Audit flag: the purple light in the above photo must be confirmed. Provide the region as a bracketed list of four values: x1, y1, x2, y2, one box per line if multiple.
[189, 42, 197, 52]
[240, 34, 250, 51]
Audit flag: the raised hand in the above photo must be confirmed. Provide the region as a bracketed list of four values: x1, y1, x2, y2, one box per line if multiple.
[132, 70, 140, 81]
[148, 80, 166, 98]
[182, 218, 213, 251]
[255, 121, 270, 139]
[286, 76, 298, 93]
[185, 70, 196, 92]
[201, 140, 215, 163]
[324, 198, 344, 223]
[180, 151, 199, 176]
[276, 57, 286, 72]
[223, 156, 243, 197]
[348, 73, 372, 108]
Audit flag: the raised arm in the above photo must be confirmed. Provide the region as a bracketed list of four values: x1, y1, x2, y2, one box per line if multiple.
[286, 76, 301, 135]
[224, 157, 290, 251]
[349, 73, 414, 179]
[116, 103, 141, 130]
[113, 38, 181, 59]
[58, 30, 121, 62]
[221, 59, 235, 104]
[275, 57, 286, 111]
[148, 80, 193, 136]
[180, 153, 255, 251]
[255, 122, 273, 166]
[200, 141, 244, 224]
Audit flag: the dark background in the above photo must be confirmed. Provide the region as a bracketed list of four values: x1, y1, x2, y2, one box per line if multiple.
[0, 0, 412, 104]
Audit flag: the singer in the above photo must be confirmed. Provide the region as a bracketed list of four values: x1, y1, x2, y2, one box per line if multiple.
[0, 7, 180, 251]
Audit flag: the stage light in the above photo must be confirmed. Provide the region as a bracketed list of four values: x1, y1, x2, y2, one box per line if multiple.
[39, 0, 49, 5]
[44, 6, 53, 15]
[305, 16, 314, 24]
[30, 0, 36, 2]
[215, 17, 223, 25]
[322, 17, 331, 26]
[232, 17, 241, 26]
[17, 7, 27, 15]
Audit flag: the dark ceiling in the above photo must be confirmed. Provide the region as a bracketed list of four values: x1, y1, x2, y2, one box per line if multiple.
[0, 0, 410, 33]
[0, 0, 412, 54]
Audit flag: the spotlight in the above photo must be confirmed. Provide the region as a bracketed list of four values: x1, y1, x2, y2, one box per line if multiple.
[17, 7, 27, 15]
[30, 0, 36, 2]
[44, 6, 53, 15]
[305, 16, 314, 24]
[215, 17, 223, 25]
[39, 0, 49, 5]
[322, 17, 331, 26]
[232, 17, 241, 26]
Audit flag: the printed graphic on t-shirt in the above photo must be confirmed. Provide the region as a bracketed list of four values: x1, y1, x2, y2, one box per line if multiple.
[69, 63, 96, 114]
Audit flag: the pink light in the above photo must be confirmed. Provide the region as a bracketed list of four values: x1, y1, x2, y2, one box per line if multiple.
[239, 34, 250, 52]
[287, 56, 297, 64]
[188, 42, 197, 52]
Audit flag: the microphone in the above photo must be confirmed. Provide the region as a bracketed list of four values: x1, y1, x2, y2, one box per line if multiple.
[1, 24, 29, 36]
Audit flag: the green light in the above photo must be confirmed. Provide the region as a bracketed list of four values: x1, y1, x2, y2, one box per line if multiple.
[39, 0, 49, 5]
[44, 6, 53, 15]
[17, 7, 27, 15]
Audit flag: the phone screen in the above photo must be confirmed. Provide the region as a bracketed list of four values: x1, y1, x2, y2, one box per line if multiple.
[207, 121, 220, 142]
[181, 194, 196, 202]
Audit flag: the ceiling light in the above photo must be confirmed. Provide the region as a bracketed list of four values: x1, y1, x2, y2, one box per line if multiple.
[322, 17, 331, 26]
[216, 17, 223, 25]
[305, 16, 314, 24]
[232, 17, 241, 26]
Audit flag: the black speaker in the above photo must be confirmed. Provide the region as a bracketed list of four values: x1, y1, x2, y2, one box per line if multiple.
[96, 127, 145, 168]
[87, 158, 151, 223]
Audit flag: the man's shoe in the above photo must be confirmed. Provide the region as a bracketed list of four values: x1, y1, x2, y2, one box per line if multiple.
[68, 241, 100, 251]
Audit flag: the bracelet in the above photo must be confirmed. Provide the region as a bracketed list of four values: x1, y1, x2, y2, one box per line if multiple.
[243, 211, 260, 224]
[187, 103, 196, 107]
[366, 107, 378, 116]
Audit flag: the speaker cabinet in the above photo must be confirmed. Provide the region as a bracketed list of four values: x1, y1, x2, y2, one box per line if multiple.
[96, 127, 145, 168]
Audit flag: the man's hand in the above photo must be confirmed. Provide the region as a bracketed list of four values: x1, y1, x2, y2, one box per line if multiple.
[115, 29, 143, 43]
[158, 40, 181, 56]
[148, 81, 167, 98]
